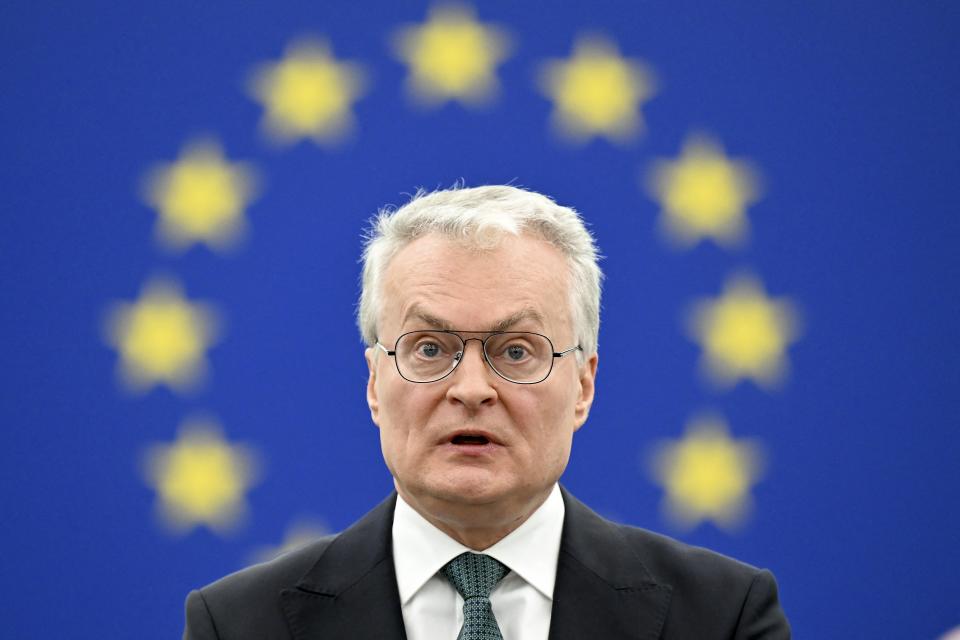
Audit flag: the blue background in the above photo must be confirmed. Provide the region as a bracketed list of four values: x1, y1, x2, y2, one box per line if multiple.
[2, 1, 958, 637]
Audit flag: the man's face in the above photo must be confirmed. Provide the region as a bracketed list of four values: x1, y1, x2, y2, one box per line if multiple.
[365, 232, 598, 522]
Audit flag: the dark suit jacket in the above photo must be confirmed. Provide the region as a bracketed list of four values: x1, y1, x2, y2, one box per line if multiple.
[184, 488, 790, 639]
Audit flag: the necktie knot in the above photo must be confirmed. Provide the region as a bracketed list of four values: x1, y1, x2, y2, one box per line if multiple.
[442, 552, 509, 599]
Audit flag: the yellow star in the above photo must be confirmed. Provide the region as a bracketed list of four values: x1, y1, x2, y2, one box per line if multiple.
[647, 134, 760, 248]
[539, 35, 656, 143]
[651, 414, 763, 530]
[249, 38, 366, 145]
[142, 139, 258, 252]
[143, 417, 260, 534]
[392, 4, 511, 106]
[248, 517, 331, 564]
[688, 274, 800, 388]
[104, 278, 219, 393]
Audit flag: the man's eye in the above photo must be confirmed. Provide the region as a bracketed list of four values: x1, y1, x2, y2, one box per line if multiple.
[504, 345, 528, 360]
[416, 342, 443, 358]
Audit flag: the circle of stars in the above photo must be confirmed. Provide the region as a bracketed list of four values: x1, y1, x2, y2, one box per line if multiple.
[102, 2, 804, 542]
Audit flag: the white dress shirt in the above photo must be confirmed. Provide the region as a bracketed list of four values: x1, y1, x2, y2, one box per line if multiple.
[392, 484, 565, 640]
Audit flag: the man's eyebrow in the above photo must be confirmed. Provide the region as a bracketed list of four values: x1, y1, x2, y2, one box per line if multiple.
[403, 304, 545, 333]
[406, 305, 455, 331]
[489, 308, 545, 332]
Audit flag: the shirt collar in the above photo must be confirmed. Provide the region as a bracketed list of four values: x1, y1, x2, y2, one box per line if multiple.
[392, 484, 565, 605]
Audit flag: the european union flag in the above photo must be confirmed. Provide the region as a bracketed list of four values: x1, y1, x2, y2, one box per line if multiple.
[2, 2, 958, 637]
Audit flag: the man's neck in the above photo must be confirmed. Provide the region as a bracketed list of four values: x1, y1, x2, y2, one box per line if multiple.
[395, 485, 554, 550]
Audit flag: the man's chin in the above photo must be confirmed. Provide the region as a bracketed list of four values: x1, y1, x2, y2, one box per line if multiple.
[418, 469, 514, 507]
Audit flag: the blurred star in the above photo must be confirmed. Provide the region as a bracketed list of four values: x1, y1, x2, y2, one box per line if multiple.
[646, 134, 760, 248]
[539, 35, 656, 143]
[393, 4, 511, 106]
[248, 517, 332, 564]
[104, 277, 219, 393]
[651, 414, 763, 531]
[143, 417, 260, 535]
[142, 139, 258, 251]
[688, 274, 800, 388]
[249, 38, 366, 145]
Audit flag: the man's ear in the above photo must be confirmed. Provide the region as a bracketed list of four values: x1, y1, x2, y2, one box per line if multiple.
[365, 347, 380, 426]
[572, 352, 598, 432]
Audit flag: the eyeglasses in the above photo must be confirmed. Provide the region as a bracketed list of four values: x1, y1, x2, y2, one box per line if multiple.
[376, 330, 582, 384]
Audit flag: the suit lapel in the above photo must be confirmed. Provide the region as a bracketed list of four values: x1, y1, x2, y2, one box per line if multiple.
[548, 489, 673, 640]
[278, 489, 671, 639]
[280, 494, 407, 640]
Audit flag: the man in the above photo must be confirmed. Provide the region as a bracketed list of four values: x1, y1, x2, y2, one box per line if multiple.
[184, 185, 790, 639]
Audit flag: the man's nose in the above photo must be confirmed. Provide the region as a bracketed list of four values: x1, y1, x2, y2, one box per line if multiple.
[446, 339, 498, 407]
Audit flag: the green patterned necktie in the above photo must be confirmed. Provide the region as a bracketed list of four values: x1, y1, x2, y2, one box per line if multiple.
[441, 552, 510, 640]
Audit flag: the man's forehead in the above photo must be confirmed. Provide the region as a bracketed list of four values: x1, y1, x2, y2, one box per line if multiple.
[401, 302, 548, 332]
[378, 232, 572, 337]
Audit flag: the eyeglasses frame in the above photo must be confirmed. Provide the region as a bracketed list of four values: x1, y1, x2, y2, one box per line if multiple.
[375, 329, 583, 384]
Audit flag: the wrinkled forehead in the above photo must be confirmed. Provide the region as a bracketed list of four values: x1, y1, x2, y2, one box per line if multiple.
[379, 233, 573, 338]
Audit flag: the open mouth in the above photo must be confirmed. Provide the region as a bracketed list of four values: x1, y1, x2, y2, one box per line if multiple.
[451, 434, 490, 445]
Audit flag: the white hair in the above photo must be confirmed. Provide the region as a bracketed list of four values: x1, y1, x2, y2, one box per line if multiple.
[358, 185, 603, 356]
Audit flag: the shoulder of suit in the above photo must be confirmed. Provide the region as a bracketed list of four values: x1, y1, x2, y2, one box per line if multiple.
[198, 533, 340, 604]
[608, 519, 770, 589]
